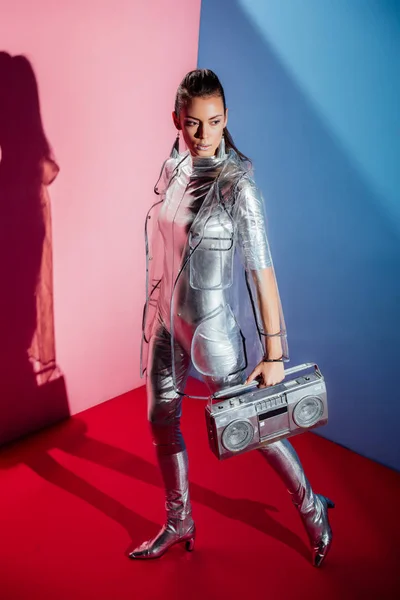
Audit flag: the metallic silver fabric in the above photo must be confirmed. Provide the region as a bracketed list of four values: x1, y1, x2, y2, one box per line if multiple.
[129, 450, 195, 559]
[159, 449, 192, 519]
[234, 174, 273, 271]
[157, 154, 228, 330]
[140, 148, 289, 388]
[147, 312, 190, 454]
[134, 148, 333, 564]
[259, 440, 334, 566]
[147, 310, 245, 456]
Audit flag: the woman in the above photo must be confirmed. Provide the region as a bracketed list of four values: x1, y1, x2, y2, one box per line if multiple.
[130, 70, 334, 566]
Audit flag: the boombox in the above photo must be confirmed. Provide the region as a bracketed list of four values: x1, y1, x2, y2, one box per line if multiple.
[205, 363, 328, 460]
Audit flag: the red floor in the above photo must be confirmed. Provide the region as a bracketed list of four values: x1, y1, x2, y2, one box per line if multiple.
[1, 381, 399, 600]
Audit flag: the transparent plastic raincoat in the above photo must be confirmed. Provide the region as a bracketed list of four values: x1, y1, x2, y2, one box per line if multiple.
[140, 148, 288, 398]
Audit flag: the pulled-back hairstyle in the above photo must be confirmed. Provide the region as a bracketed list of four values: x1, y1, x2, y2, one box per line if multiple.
[174, 69, 250, 162]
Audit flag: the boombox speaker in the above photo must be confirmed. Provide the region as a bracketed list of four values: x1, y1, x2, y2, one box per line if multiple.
[205, 363, 328, 460]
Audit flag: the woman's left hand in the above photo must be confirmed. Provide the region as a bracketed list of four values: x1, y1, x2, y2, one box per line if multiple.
[245, 361, 285, 388]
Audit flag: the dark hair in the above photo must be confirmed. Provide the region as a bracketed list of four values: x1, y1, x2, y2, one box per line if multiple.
[174, 69, 250, 163]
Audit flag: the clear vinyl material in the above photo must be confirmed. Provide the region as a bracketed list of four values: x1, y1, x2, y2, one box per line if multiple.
[140, 147, 288, 398]
[134, 150, 333, 568]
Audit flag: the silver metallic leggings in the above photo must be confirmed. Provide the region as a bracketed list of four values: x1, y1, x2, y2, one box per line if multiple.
[147, 311, 245, 455]
[147, 311, 309, 503]
[144, 312, 332, 567]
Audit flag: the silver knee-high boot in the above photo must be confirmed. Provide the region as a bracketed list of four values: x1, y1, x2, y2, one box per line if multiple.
[129, 449, 195, 559]
[259, 439, 334, 567]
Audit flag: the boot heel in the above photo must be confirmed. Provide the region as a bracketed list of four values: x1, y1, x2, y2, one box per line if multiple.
[185, 537, 195, 552]
[324, 497, 335, 509]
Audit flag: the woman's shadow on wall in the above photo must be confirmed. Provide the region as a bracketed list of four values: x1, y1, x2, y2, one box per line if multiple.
[0, 51, 69, 446]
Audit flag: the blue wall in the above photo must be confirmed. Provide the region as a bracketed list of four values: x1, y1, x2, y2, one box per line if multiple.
[198, 0, 400, 471]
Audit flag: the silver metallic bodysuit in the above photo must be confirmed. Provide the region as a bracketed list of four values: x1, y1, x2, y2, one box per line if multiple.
[157, 153, 272, 380]
[157, 155, 227, 330]
[130, 147, 334, 566]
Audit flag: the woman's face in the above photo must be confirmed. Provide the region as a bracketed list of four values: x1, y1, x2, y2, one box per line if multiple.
[173, 95, 228, 157]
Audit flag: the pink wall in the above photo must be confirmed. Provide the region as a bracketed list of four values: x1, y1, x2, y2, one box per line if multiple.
[0, 0, 201, 417]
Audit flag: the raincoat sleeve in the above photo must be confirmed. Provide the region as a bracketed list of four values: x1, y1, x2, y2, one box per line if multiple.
[233, 174, 289, 361]
[140, 157, 177, 377]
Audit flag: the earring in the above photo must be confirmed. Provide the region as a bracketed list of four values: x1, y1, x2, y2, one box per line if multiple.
[216, 133, 226, 159]
[170, 131, 180, 158]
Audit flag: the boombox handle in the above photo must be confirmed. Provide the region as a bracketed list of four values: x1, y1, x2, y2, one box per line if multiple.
[210, 362, 322, 404]
[284, 362, 321, 378]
